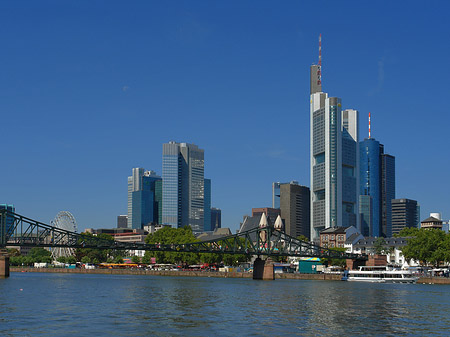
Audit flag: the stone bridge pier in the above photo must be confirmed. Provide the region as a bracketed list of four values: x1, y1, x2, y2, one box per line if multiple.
[0, 249, 10, 278]
[253, 257, 274, 280]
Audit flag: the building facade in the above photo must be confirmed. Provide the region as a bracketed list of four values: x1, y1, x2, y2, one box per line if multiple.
[211, 207, 221, 230]
[391, 198, 420, 235]
[0, 204, 15, 243]
[381, 153, 395, 237]
[127, 168, 162, 229]
[310, 65, 359, 241]
[203, 178, 212, 232]
[117, 215, 128, 228]
[252, 207, 281, 226]
[162, 142, 205, 232]
[279, 182, 310, 239]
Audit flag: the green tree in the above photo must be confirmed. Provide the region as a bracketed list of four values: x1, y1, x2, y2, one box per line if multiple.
[56, 256, 67, 264]
[401, 228, 446, 266]
[145, 226, 200, 265]
[114, 256, 124, 264]
[28, 248, 52, 263]
[321, 247, 347, 268]
[373, 237, 387, 255]
[296, 235, 309, 242]
[142, 252, 152, 264]
[81, 256, 91, 264]
[131, 255, 141, 264]
[75, 232, 114, 263]
[66, 256, 76, 264]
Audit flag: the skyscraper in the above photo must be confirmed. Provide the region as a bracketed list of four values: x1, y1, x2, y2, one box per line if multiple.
[279, 182, 310, 239]
[391, 198, 419, 235]
[310, 39, 359, 241]
[127, 168, 161, 229]
[211, 207, 221, 230]
[204, 178, 212, 231]
[359, 124, 396, 237]
[162, 141, 205, 232]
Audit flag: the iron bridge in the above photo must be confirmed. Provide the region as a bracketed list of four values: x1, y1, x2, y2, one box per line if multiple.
[0, 210, 366, 260]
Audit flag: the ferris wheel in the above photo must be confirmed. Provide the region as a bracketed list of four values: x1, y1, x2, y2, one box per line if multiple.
[50, 211, 78, 260]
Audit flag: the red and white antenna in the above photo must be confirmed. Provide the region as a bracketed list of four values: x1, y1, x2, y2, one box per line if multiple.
[368, 112, 371, 139]
[317, 34, 322, 86]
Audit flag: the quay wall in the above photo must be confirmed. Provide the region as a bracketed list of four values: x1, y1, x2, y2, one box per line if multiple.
[10, 267, 340, 280]
[10, 268, 450, 284]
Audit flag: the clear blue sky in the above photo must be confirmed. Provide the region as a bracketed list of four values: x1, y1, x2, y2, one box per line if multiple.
[2, 1, 449, 232]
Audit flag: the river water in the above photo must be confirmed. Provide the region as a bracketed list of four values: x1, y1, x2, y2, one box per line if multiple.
[1, 272, 449, 336]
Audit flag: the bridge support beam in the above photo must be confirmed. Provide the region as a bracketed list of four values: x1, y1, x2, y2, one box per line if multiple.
[0, 249, 10, 278]
[253, 257, 274, 280]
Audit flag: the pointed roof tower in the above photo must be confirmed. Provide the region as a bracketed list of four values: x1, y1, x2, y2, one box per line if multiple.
[274, 215, 283, 231]
[258, 213, 269, 228]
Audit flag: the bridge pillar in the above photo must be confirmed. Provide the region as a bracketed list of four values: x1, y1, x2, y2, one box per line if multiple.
[253, 257, 274, 280]
[0, 249, 10, 278]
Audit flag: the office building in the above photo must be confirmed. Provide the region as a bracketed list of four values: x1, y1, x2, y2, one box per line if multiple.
[310, 49, 359, 241]
[391, 198, 420, 235]
[162, 141, 205, 232]
[279, 182, 310, 238]
[252, 207, 281, 226]
[0, 204, 15, 242]
[204, 178, 212, 231]
[359, 134, 396, 237]
[211, 207, 221, 230]
[117, 215, 128, 228]
[127, 168, 162, 229]
[381, 153, 395, 237]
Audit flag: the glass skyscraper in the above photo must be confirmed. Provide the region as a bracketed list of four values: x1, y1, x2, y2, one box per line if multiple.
[127, 168, 161, 229]
[204, 178, 211, 231]
[359, 138, 396, 237]
[162, 142, 205, 232]
[310, 65, 359, 241]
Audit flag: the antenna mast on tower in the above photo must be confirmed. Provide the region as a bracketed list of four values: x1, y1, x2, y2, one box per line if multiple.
[317, 34, 322, 86]
[368, 112, 371, 139]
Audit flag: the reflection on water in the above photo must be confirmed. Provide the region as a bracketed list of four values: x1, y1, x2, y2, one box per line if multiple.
[1, 273, 450, 336]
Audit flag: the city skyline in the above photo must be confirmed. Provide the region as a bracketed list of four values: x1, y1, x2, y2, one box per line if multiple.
[2, 2, 450, 232]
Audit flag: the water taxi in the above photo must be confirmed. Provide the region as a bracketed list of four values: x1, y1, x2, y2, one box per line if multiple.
[342, 266, 418, 283]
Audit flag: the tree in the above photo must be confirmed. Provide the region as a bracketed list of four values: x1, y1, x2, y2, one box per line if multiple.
[131, 255, 141, 264]
[114, 256, 124, 264]
[57, 256, 67, 264]
[66, 256, 76, 264]
[29, 248, 52, 263]
[373, 237, 387, 255]
[142, 252, 152, 264]
[81, 256, 91, 264]
[401, 228, 447, 266]
[296, 235, 309, 242]
[321, 247, 347, 268]
[75, 232, 114, 263]
[145, 226, 200, 265]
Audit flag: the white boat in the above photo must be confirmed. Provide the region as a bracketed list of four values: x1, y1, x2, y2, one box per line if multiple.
[342, 266, 418, 283]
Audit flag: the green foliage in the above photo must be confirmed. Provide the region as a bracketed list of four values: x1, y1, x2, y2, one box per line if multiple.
[56, 256, 67, 264]
[66, 256, 76, 264]
[81, 256, 91, 264]
[145, 226, 200, 265]
[321, 247, 347, 267]
[373, 237, 388, 255]
[142, 252, 152, 264]
[131, 255, 141, 264]
[75, 232, 114, 263]
[114, 256, 124, 264]
[401, 228, 448, 266]
[296, 235, 309, 242]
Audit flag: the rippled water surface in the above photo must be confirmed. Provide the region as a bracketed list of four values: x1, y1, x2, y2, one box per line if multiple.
[1, 272, 450, 336]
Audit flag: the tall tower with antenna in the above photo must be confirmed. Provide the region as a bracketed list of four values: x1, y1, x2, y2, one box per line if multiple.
[310, 34, 360, 241]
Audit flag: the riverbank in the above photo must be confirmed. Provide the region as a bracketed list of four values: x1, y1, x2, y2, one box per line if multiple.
[11, 267, 341, 280]
[10, 267, 450, 284]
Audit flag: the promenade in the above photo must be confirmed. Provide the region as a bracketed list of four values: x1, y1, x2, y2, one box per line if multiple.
[11, 267, 450, 284]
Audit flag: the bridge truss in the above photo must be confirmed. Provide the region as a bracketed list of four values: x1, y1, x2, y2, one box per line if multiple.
[0, 210, 365, 260]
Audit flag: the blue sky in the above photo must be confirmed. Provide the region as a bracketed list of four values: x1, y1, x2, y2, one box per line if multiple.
[2, 1, 450, 232]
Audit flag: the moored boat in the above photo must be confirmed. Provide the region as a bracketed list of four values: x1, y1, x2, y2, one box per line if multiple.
[342, 265, 418, 283]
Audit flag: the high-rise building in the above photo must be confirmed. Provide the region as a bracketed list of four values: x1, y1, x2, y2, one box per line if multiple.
[117, 215, 128, 228]
[359, 138, 381, 237]
[310, 45, 359, 241]
[127, 168, 161, 229]
[381, 153, 395, 237]
[162, 141, 205, 232]
[211, 207, 221, 230]
[0, 204, 15, 243]
[279, 182, 310, 239]
[359, 135, 396, 237]
[204, 178, 212, 231]
[391, 198, 419, 235]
